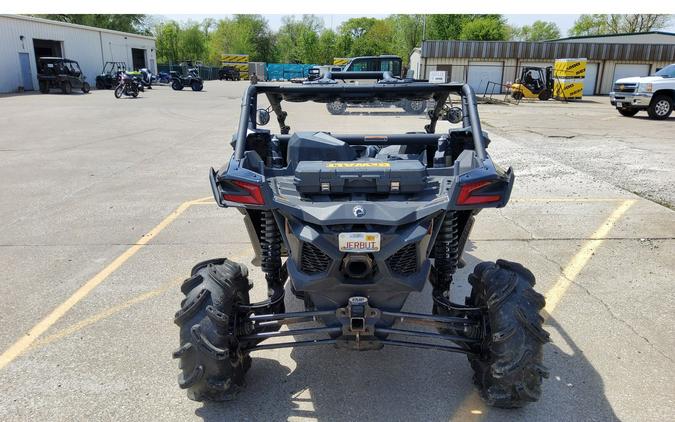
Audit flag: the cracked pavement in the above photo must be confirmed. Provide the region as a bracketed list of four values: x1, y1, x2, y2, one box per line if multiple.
[0, 83, 673, 421]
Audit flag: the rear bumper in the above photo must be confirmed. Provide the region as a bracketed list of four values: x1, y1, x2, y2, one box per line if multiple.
[610, 92, 652, 108]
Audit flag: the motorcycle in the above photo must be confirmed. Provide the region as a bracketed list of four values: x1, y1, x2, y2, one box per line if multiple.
[114, 72, 139, 98]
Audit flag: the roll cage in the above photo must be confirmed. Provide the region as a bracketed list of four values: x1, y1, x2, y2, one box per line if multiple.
[233, 71, 487, 163]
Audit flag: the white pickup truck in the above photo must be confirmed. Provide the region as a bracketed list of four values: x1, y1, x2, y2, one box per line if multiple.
[610, 63, 675, 120]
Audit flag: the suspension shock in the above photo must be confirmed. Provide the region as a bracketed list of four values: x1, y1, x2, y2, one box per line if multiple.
[260, 210, 282, 290]
[432, 211, 459, 293]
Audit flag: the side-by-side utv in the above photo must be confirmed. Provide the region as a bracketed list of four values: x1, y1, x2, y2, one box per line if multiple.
[173, 71, 550, 408]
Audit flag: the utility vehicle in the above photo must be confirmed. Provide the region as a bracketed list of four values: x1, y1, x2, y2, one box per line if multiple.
[171, 67, 204, 91]
[96, 62, 127, 89]
[510, 66, 553, 101]
[37, 57, 90, 94]
[174, 71, 549, 408]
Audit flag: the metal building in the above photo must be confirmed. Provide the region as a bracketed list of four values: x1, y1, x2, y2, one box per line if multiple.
[0, 14, 157, 93]
[410, 32, 675, 95]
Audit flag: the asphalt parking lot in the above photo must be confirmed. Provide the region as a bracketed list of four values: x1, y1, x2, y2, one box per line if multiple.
[0, 82, 673, 422]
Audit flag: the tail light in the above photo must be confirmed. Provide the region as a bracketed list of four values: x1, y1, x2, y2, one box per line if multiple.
[457, 180, 502, 205]
[222, 180, 264, 205]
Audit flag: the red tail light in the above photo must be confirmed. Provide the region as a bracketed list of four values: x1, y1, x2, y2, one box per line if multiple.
[457, 180, 502, 205]
[222, 180, 264, 205]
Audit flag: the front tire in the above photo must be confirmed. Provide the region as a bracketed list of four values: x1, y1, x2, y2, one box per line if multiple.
[191, 81, 203, 91]
[39, 81, 49, 94]
[538, 90, 551, 101]
[62, 81, 72, 95]
[114, 85, 123, 98]
[172, 80, 183, 91]
[647, 95, 673, 120]
[467, 260, 550, 408]
[81, 82, 90, 93]
[618, 108, 639, 117]
[174, 258, 252, 402]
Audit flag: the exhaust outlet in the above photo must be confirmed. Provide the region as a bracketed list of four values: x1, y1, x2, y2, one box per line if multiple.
[342, 254, 374, 279]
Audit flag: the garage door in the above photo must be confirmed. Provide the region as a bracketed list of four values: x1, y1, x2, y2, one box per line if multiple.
[612, 64, 650, 84]
[583, 63, 599, 95]
[467, 62, 503, 94]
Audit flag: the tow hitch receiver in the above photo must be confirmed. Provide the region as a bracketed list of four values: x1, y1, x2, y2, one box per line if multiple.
[335, 297, 383, 351]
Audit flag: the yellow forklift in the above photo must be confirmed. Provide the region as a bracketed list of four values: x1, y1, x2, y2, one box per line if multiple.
[510, 66, 553, 101]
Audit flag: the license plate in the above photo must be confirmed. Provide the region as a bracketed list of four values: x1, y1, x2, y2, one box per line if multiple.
[616, 102, 623, 107]
[339, 232, 381, 252]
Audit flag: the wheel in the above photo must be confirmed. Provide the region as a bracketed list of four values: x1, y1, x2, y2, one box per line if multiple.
[512, 91, 524, 101]
[466, 260, 550, 408]
[39, 81, 49, 94]
[96, 79, 104, 90]
[114, 85, 123, 99]
[446, 107, 463, 124]
[81, 82, 90, 94]
[174, 258, 252, 401]
[617, 108, 639, 117]
[191, 81, 203, 91]
[61, 81, 72, 95]
[326, 101, 347, 115]
[172, 80, 183, 91]
[404, 100, 427, 115]
[647, 95, 673, 120]
[538, 90, 551, 101]
[131, 85, 139, 98]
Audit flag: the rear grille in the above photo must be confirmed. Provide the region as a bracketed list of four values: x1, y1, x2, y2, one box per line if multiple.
[386, 243, 418, 275]
[300, 243, 332, 274]
[613, 83, 637, 93]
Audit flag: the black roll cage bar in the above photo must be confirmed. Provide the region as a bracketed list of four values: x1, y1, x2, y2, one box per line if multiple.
[233, 72, 487, 163]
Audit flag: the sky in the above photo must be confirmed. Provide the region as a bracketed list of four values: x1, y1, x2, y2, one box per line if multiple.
[161, 14, 675, 37]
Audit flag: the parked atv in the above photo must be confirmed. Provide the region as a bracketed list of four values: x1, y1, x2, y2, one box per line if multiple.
[37, 57, 90, 94]
[218, 65, 240, 81]
[174, 71, 550, 407]
[171, 68, 203, 91]
[96, 62, 127, 89]
[157, 71, 172, 84]
[114, 72, 139, 98]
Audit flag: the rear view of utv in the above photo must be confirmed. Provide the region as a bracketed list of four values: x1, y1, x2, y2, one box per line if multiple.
[174, 71, 550, 408]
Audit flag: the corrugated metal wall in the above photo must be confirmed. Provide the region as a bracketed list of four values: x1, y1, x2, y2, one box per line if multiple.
[421, 40, 675, 62]
[0, 15, 156, 93]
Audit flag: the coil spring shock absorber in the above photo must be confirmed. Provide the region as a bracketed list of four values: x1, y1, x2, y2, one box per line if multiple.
[432, 211, 459, 293]
[260, 211, 285, 316]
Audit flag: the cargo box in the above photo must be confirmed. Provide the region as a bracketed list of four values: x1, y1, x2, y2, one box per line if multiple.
[554, 58, 587, 79]
[554, 78, 584, 100]
[294, 160, 428, 194]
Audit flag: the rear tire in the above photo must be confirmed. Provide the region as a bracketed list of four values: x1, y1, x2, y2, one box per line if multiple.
[512, 91, 523, 101]
[403, 100, 427, 114]
[81, 82, 90, 94]
[62, 81, 72, 95]
[172, 80, 183, 91]
[96, 79, 104, 90]
[191, 81, 203, 91]
[647, 95, 673, 120]
[39, 81, 49, 94]
[467, 260, 550, 408]
[618, 108, 639, 117]
[174, 258, 252, 402]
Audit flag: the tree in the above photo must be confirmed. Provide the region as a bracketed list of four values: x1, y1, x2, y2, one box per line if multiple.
[512, 20, 561, 41]
[316, 29, 339, 65]
[390, 15, 425, 62]
[427, 15, 470, 40]
[569, 14, 673, 36]
[179, 21, 207, 62]
[155, 21, 181, 64]
[33, 14, 151, 35]
[275, 15, 324, 63]
[207, 15, 275, 64]
[460, 16, 509, 41]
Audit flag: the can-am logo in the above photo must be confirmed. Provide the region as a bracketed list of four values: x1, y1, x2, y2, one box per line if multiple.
[353, 206, 366, 217]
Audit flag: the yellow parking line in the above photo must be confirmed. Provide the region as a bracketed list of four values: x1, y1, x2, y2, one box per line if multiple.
[29, 248, 253, 352]
[544, 199, 636, 317]
[0, 197, 208, 370]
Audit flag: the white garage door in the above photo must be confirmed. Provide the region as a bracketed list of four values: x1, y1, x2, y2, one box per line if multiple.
[467, 62, 503, 94]
[583, 63, 599, 96]
[613, 64, 651, 84]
